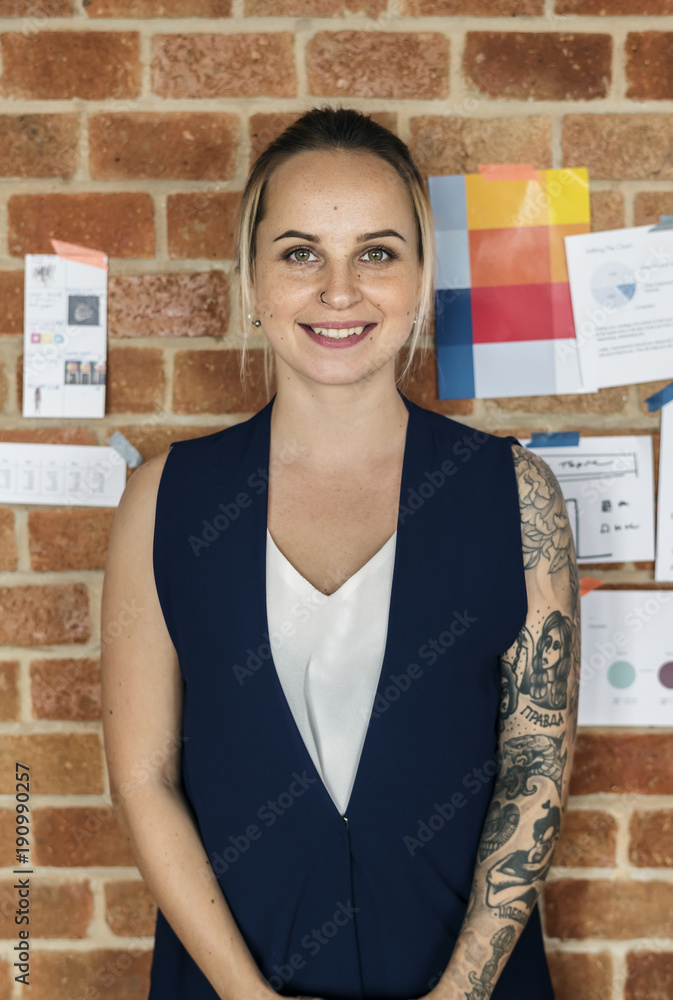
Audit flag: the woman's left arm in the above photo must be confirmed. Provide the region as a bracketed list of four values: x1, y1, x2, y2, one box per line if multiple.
[427, 444, 581, 1000]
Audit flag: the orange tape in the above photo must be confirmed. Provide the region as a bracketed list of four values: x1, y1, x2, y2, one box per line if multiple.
[50, 239, 108, 270]
[579, 576, 604, 598]
[477, 163, 541, 182]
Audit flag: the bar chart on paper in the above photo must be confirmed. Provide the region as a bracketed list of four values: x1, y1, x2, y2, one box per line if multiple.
[579, 589, 673, 725]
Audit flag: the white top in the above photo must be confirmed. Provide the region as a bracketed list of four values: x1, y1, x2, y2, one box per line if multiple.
[266, 528, 397, 816]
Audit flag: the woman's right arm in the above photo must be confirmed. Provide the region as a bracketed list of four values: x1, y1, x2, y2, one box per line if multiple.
[101, 452, 276, 1000]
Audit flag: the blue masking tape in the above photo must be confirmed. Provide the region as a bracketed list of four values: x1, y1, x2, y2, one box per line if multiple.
[529, 431, 580, 447]
[645, 381, 673, 412]
[106, 431, 143, 469]
[649, 214, 673, 231]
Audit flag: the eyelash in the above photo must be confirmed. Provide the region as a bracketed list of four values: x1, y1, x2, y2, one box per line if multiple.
[281, 245, 400, 265]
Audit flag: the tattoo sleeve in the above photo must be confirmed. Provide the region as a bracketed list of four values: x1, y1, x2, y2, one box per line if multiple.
[430, 445, 581, 1000]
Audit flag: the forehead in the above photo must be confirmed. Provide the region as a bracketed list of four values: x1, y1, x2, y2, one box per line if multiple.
[261, 149, 415, 232]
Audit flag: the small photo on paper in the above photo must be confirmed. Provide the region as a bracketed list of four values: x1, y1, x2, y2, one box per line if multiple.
[30, 261, 58, 287]
[68, 294, 100, 326]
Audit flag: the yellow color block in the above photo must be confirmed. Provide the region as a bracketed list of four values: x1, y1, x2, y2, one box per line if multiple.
[465, 173, 549, 230]
[543, 168, 590, 226]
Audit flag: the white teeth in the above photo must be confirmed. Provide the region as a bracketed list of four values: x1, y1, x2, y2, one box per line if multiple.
[311, 325, 367, 339]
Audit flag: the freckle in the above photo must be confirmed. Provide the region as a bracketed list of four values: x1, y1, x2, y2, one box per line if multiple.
[333, 205, 338, 210]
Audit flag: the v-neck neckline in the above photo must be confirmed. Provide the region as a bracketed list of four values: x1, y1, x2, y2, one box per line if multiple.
[266, 526, 397, 600]
[261, 390, 414, 822]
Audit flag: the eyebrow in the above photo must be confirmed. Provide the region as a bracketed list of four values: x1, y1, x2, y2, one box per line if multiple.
[272, 229, 407, 243]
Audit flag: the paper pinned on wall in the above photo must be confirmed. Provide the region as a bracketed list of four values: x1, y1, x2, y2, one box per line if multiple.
[578, 588, 673, 726]
[564, 224, 673, 390]
[522, 434, 655, 564]
[655, 400, 673, 582]
[0, 442, 126, 507]
[23, 240, 108, 419]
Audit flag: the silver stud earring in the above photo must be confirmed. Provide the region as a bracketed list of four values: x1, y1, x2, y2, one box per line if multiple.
[248, 313, 261, 327]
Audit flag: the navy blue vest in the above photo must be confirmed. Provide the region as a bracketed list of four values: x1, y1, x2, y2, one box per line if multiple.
[150, 392, 554, 999]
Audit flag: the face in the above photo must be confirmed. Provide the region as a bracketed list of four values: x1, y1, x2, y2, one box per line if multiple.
[252, 149, 423, 389]
[541, 626, 563, 673]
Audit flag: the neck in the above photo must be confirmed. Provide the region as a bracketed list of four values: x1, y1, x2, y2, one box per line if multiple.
[269, 367, 409, 472]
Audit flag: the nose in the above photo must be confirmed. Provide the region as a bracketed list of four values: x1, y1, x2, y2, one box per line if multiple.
[318, 260, 364, 309]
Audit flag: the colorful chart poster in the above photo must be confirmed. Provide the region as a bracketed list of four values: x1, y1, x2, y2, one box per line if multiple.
[23, 242, 108, 419]
[429, 167, 591, 400]
[579, 589, 673, 726]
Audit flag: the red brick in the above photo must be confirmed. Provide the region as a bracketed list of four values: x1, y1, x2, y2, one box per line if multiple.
[34, 807, 136, 867]
[399, 348, 473, 416]
[307, 31, 448, 100]
[174, 349, 273, 414]
[570, 733, 673, 795]
[9, 193, 155, 259]
[0, 583, 89, 646]
[545, 880, 673, 939]
[0, 813, 15, 867]
[107, 347, 165, 414]
[553, 810, 617, 867]
[626, 33, 673, 101]
[248, 0, 385, 11]
[0, 32, 140, 100]
[109, 272, 228, 338]
[0, 510, 17, 572]
[0, 0, 71, 11]
[0, 734, 102, 793]
[0, 662, 19, 721]
[30, 949, 152, 999]
[591, 189, 625, 231]
[629, 810, 673, 867]
[116, 424, 229, 462]
[152, 33, 296, 99]
[634, 191, 673, 227]
[0, 114, 78, 178]
[463, 32, 611, 101]
[626, 952, 673, 1000]
[87, 0, 230, 13]
[488, 385, 628, 414]
[0, 427, 96, 445]
[0, 880, 92, 938]
[557, 0, 673, 11]
[563, 114, 673, 180]
[29, 508, 114, 571]
[547, 952, 613, 1000]
[31, 658, 100, 721]
[167, 192, 241, 260]
[404, 0, 542, 8]
[0, 272, 23, 335]
[105, 881, 157, 937]
[90, 112, 238, 181]
[409, 115, 551, 177]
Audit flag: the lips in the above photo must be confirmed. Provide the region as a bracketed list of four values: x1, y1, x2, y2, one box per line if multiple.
[299, 322, 376, 346]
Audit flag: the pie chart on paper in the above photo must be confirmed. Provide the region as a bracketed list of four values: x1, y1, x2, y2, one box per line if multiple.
[590, 261, 637, 310]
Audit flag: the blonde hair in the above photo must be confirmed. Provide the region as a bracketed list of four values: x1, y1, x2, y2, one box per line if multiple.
[232, 105, 436, 395]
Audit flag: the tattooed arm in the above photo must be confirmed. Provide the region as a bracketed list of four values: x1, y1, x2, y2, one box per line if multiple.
[426, 445, 581, 1000]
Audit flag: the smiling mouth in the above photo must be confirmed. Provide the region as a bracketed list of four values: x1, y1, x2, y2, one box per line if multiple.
[302, 323, 375, 340]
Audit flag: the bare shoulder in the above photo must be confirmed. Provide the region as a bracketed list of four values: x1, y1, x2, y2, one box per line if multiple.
[507, 441, 575, 579]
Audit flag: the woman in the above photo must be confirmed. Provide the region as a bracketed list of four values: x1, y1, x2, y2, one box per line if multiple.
[101, 106, 580, 1000]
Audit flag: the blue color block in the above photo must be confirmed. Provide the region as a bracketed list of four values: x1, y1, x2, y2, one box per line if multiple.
[428, 174, 468, 232]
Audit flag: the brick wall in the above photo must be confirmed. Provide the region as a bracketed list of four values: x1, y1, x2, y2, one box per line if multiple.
[0, 1, 671, 998]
